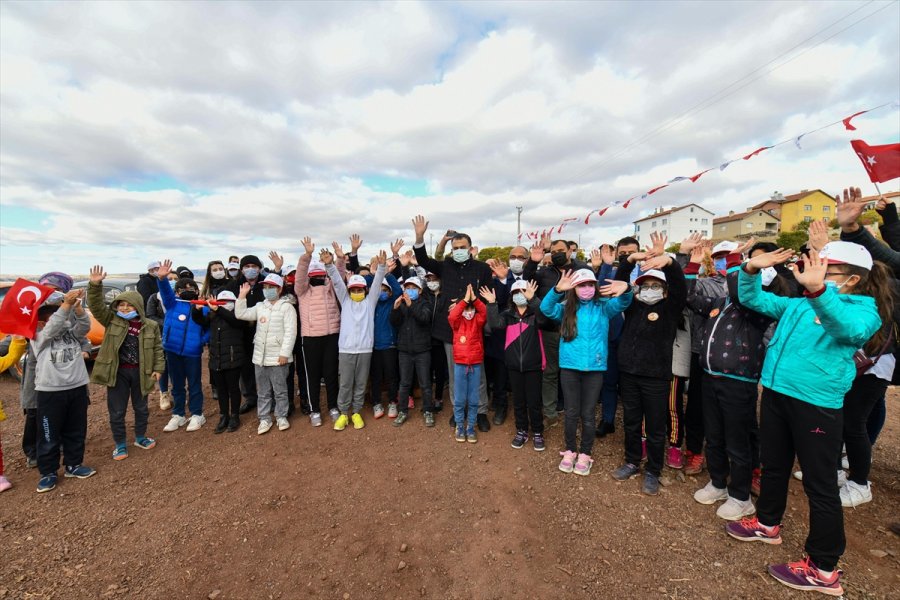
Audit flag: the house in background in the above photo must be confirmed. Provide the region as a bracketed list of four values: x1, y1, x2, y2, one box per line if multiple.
[632, 203, 714, 245]
[750, 189, 833, 231]
[713, 208, 780, 240]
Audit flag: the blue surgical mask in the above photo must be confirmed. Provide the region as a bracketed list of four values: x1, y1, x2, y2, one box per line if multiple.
[263, 287, 278, 301]
[405, 288, 419, 301]
[379, 291, 389, 302]
[117, 310, 138, 320]
[714, 257, 727, 272]
[243, 267, 259, 280]
[451, 249, 469, 263]
[169, 280, 178, 290]
[824, 278, 851, 293]
[512, 293, 527, 307]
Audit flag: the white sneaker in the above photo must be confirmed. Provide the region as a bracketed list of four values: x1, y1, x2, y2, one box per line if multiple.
[159, 391, 172, 411]
[373, 403, 385, 419]
[185, 414, 206, 432]
[693, 480, 728, 505]
[840, 480, 872, 508]
[329, 408, 340, 421]
[837, 469, 847, 488]
[258, 419, 273, 435]
[716, 496, 756, 521]
[163, 415, 186, 432]
[309, 412, 323, 427]
[387, 402, 398, 419]
[276, 417, 290, 431]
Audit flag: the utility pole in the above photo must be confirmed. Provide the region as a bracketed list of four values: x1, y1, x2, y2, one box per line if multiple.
[429, 233, 433, 256]
[516, 206, 523, 244]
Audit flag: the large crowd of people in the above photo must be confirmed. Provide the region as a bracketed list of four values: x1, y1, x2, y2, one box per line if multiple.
[0, 186, 897, 596]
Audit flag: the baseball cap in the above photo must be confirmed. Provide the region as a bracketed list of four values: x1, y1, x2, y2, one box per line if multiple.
[147, 261, 161, 271]
[635, 269, 667, 286]
[570, 269, 597, 286]
[348, 275, 367, 289]
[511, 280, 529, 292]
[403, 277, 423, 289]
[216, 290, 237, 301]
[711, 241, 739, 256]
[819, 241, 873, 270]
[308, 261, 326, 277]
[263, 273, 284, 287]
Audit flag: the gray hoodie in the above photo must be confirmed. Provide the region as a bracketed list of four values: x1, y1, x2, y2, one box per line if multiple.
[32, 305, 91, 392]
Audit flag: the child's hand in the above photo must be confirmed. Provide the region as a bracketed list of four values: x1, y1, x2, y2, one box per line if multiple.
[807, 220, 829, 253]
[523, 280, 538, 301]
[679, 232, 704, 255]
[600, 244, 615, 266]
[627, 251, 648, 264]
[735, 236, 757, 257]
[790, 248, 827, 293]
[403, 292, 412, 306]
[648, 232, 667, 257]
[599, 280, 629, 297]
[157, 260, 172, 279]
[277, 356, 289, 366]
[746, 248, 794, 274]
[11, 334, 25, 341]
[641, 254, 672, 272]
[63, 289, 83, 306]
[555, 270, 575, 292]
[89, 265, 107, 284]
[152, 372, 162, 381]
[332, 241, 345, 260]
[268, 251, 284, 272]
[479, 286, 496, 304]
[393, 296, 404, 309]
[238, 282, 251, 298]
[208, 299, 219, 311]
[349, 234, 363, 254]
[320, 248, 334, 266]
[390, 238, 404, 256]
[301, 237, 315, 256]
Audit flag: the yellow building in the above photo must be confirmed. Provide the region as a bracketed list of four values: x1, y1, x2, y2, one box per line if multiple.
[751, 189, 833, 231]
[713, 209, 780, 240]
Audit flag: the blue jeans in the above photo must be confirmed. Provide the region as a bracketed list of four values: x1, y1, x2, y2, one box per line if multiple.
[158, 363, 170, 393]
[166, 351, 204, 417]
[453, 364, 481, 433]
[599, 338, 619, 424]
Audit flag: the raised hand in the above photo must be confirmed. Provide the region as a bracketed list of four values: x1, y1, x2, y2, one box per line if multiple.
[373, 249, 387, 268]
[268, 251, 284, 272]
[600, 245, 615, 266]
[486, 258, 509, 281]
[320, 248, 334, 266]
[555, 269, 575, 292]
[746, 248, 795, 273]
[530, 241, 545, 263]
[679, 232, 703, 255]
[393, 295, 404, 309]
[689, 242, 706, 265]
[599, 279, 629, 297]
[349, 234, 363, 254]
[386, 258, 397, 272]
[648, 232, 668, 257]
[332, 241, 345, 260]
[641, 254, 672, 272]
[540, 232, 552, 250]
[464, 284, 475, 303]
[590, 249, 603, 270]
[238, 282, 251, 298]
[390, 238, 404, 256]
[400, 249, 414, 267]
[627, 251, 648, 264]
[789, 246, 826, 292]
[412, 214, 429, 243]
[301, 237, 315, 256]
[479, 285, 496, 304]
[89, 265, 107, 284]
[157, 260, 172, 279]
[735, 236, 757, 257]
[835, 187, 867, 231]
[523, 280, 538, 300]
[806, 220, 829, 253]
[63, 289, 84, 306]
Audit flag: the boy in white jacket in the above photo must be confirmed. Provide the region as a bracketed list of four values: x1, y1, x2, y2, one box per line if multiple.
[326, 249, 387, 431]
[236, 273, 298, 435]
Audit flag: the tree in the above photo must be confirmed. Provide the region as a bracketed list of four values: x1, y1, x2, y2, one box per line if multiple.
[860, 209, 883, 227]
[792, 220, 812, 232]
[776, 230, 808, 251]
[476, 246, 512, 262]
[666, 243, 681, 254]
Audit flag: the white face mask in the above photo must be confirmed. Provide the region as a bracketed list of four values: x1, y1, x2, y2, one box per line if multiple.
[512, 293, 527, 307]
[508, 259, 525, 275]
[570, 252, 577, 260]
[760, 267, 777, 287]
[638, 288, 664, 305]
[462, 309, 476, 321]
[426, 281, 440, 292]
[211, 270, 226, 280]
[223, 302, 235, 311]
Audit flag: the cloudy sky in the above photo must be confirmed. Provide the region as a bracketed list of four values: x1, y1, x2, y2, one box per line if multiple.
[1, 0, 898, 277]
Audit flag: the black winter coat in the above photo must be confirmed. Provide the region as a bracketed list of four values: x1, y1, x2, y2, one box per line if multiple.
[192, 308, 248, 371]
[390, 295, 434, 353]
[486, 298, 544, 372]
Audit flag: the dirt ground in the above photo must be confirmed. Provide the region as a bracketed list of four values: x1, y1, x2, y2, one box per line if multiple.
[0, 367, 898, 600]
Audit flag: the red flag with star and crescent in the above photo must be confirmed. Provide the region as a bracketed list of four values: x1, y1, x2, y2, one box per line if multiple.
[851, 139, 900, 184]
[0, 278, 55, 338]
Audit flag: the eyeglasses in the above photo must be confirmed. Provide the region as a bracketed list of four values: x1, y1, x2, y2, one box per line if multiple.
[509, 255, 528, 260]
[640, 283, 665, 291]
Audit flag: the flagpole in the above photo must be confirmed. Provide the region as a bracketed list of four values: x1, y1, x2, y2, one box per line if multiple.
[873, 182, 884, 200]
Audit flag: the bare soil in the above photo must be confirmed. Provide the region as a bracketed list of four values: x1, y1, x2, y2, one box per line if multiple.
[1, 370, 898, 600]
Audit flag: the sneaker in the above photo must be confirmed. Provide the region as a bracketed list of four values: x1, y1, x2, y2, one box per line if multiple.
[612, 463, 640, 481]
[134, 437, 156, 450]
[751, 468, 762, 497]
[393, 412, 408, 427]
[227, 415, 240, 432]
[455, 427, 466, 443]
[511, 430, 528, 449]
[159, 391, 172, 411]
[27, 457, 38, 469]
[641, 438, 647, 462]
[841, 444, 849, 471]
[310, 412, 323, 427]
[351, 413, 365, 430]
[0, 475, 12, 493]
[533, 433, 546, 452]
[277, 417, 290, 431]
[387, 403, 398, 419]
[767, 557, 843, 596]
[407, 395, 414, 410]
[573, 453, 594, 476]
[329, 408, 340, 421]
[185, 414, 206, 432]
[837, 469, 847, 488]
[467, 430, 478, 444]
[423, 411, 434, 428]
[725, 516, 782, 545]
[666, 446, 684, 469]
[642, 473, 660, 495]
[214, 415, 228, 434]
[492, 406, 507, 426]
[694, 481, 729, 505]
[559, 450, 577, 474]
[112, 445, 128, 461]
[334, 414, 349, 431]
[64, 465, 96, 479]
[840, 480, 873, 508]
[257, 419, 273, 435]
[36, 474, 58, 493]
[476, 414, 491, 432]
[433, 399, 443, 413]
[373, 403, 385, 419]
[717, 496, 756, 521]
[684, 451, 704, 475]
[163, 415, 187, 432]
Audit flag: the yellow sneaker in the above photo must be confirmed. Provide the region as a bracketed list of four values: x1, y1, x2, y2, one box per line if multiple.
[351, 413, 365, 430]
[334, 414, 349, 431]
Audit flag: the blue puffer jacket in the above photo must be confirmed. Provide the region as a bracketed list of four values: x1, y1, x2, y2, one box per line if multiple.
[540, 288, 632, 371]
[367, 273, 403, 351]
[738, 269, 881, 409]
[158, 278, 209, 357]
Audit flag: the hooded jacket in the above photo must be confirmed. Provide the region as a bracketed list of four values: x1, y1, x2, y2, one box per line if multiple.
[32, 305, 91, 392]
[236, 294, 298, 366]
[390, 292, 434, 354]
[294, 254, 344, 338]
[158, 277, 209, 357]
[486, 297, 546, 372]
[368, 273, 402, 350]
[88, 284, 165, 395]
[329, 263, 386, 354]
[448, 299, 487, 365]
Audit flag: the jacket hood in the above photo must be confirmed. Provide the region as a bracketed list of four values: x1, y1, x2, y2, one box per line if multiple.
[112, 290, 147, 319]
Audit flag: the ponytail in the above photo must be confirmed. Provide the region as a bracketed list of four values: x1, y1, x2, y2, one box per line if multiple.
[848, 261, 896, 355]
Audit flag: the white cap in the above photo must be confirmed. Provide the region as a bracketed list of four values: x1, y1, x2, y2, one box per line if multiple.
[511, 279, 529, 292]
[635, 269, 667, 285]
[403, 277, 423, 289]
[570, 269, 598, 286]
[262, 273, 284, 287]
[308, 261, 326, 277]
[819, 241, 873, 270]
[283, 265, 297, 276]
[348, 275, 367, 289]
[216, 290, 237, 301]
[227, 261, 240, 270]
[712, 241, 739, 256]
[147, 261, 161, 270]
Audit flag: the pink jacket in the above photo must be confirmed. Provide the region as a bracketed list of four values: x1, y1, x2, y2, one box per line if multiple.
[294, 254, 345, 337]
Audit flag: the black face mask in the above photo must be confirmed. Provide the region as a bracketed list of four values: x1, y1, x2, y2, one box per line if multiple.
[618, 253, 630, 263]
[179, 290, 198, 301]
[309, 277, 326, 287]
[550, 252, 568, 268]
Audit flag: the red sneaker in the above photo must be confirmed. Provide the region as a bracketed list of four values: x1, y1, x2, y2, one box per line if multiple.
[725, 516, 782, 545]
[666, 446, 684, 469]
[768, 557, 843, 596]
[684, 451, 704, 475]
[751, 468, 762, 497]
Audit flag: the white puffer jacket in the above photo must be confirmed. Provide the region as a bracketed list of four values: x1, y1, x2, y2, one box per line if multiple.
[235, 295, 298, 366]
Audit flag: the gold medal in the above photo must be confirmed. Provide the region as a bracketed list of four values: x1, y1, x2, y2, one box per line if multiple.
[460, 335, 467, 343]
[647, 312, 659, 322]
[709, 308, 720, 318]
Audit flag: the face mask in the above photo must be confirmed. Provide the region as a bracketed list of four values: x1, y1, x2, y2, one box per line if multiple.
[508, 259, 525, 275]
[714, 257, 727, 272]
[179, 289, 198, 301]
[46, 291, 65, 305]
[117, 310, 138, 320]
[824, 277, 852, 293]
[169, 279, 178, 290]
[223, 302, 235, 311]
[638, 288, 664, 305]
[570, 252, 577, 260]
[263, 287, 280, 301]
[379, 291, 390, 302]
[760, 267, 777, 287]
[576, 286, 596, 301]
[211, 270, 226, 280]
[243, 267, 259, 280]
[350, 291, 366, 302]
[512, 293, 528, 307]
[228, 269, 239, 277]
[309, 277, 326, 287]
[551, 252, 568, 268]
[451, 249, 470, 263]
[463, 309, 476, 320]
[426, 281, 440, 292]
[405, 288, 419, 301]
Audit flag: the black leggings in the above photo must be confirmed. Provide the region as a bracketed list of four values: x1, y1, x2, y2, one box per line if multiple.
[212, 367, 243, 417]
[843, 374, 888, 485]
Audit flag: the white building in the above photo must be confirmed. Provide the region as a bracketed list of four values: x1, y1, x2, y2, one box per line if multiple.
[632, 203, 715, 245]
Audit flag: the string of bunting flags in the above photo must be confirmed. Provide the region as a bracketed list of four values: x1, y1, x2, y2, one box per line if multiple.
[519, 101, 900, 242]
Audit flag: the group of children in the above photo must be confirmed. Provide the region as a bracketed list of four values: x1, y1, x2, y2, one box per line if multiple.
[1, 193, 896, 597]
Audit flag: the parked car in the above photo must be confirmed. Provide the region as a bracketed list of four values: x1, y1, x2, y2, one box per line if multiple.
[72, 278, 139, 358]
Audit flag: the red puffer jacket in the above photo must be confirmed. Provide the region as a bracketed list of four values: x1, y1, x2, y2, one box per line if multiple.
[448, 299, 487, 366]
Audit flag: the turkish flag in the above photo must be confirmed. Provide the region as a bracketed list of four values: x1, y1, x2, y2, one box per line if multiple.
[851, 139, 900, 183]
[0, 278, 55, 338]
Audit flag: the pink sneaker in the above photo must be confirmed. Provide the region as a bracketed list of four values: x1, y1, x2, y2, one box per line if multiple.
[0, 475, 11, 493]
[666, 446, 684, 469]
[558, 450, 577, 474]
[407, 396, 414, 410]
[573, 453, 594, 476]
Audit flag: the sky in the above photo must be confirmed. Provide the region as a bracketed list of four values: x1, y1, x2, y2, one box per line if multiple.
[1, 0, 899, 277]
